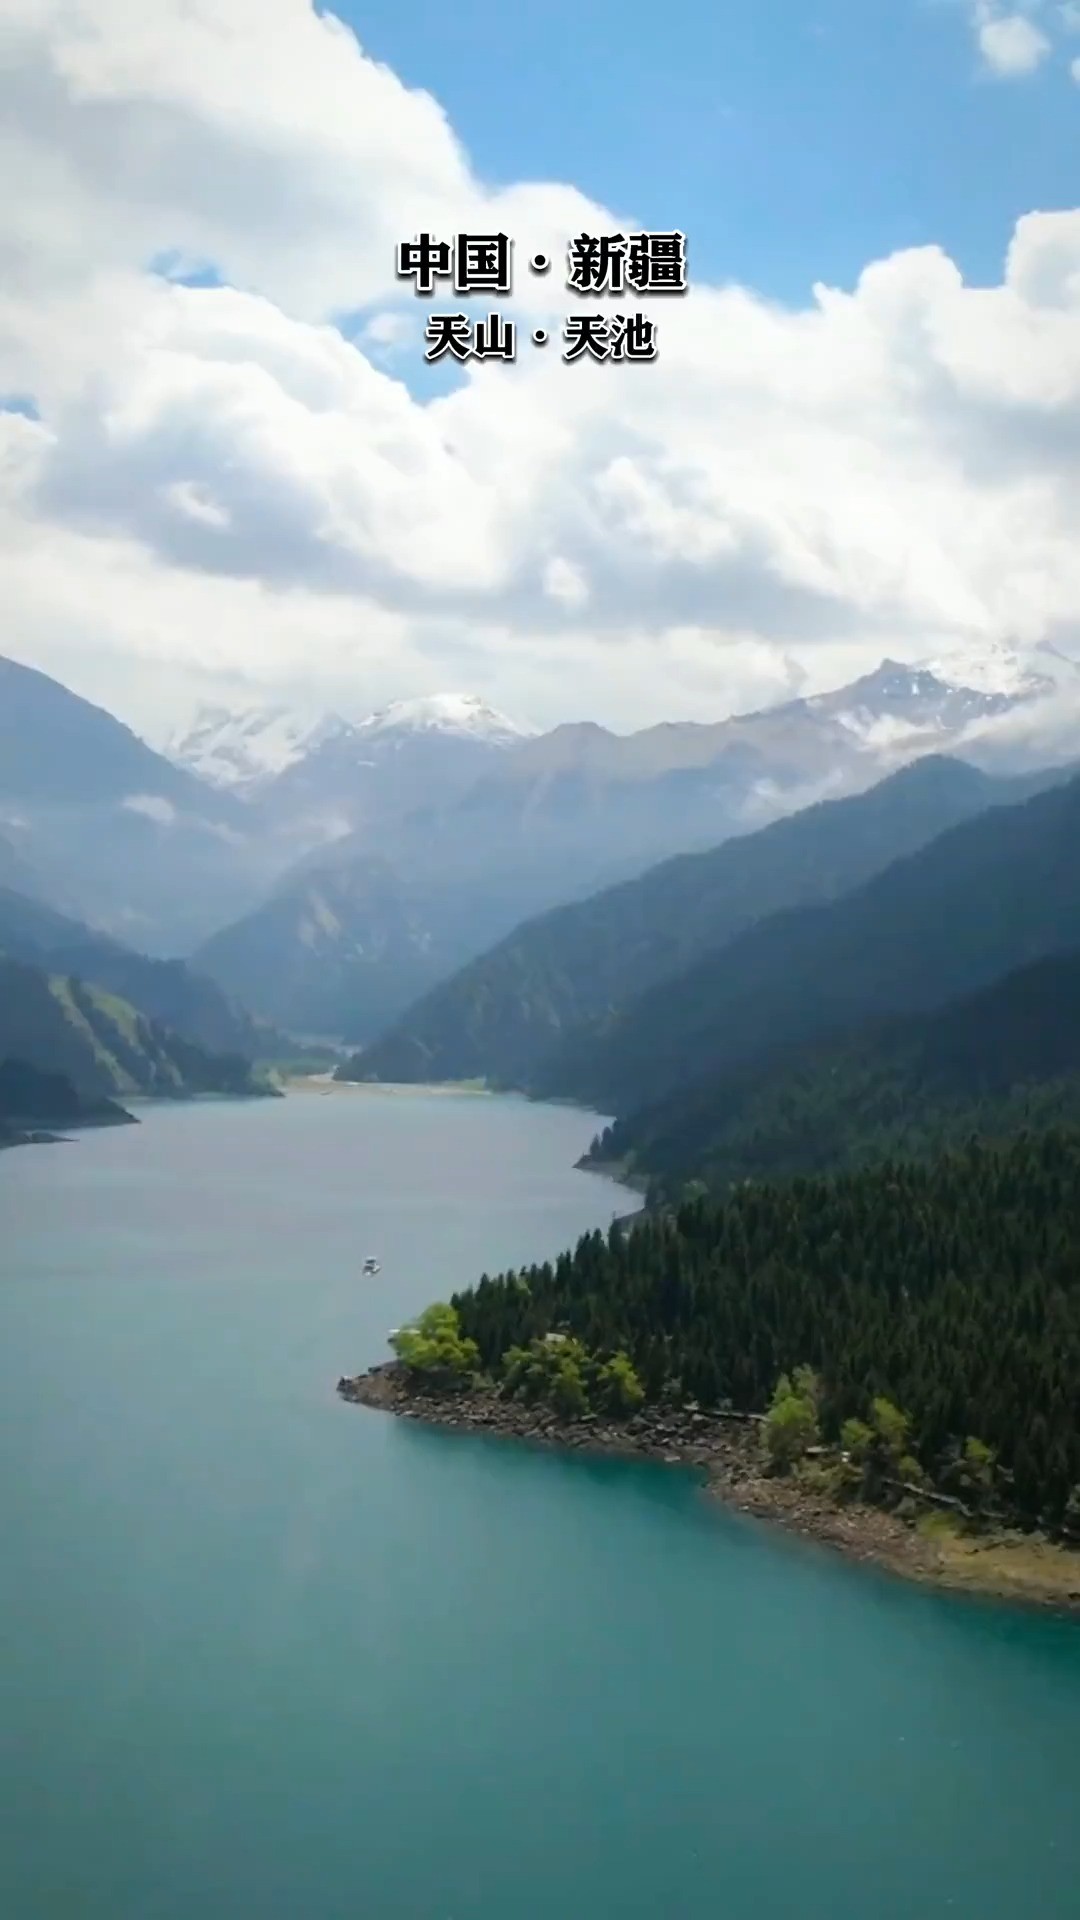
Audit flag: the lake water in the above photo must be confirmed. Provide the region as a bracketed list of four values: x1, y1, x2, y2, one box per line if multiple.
[2, 1090, 1080, 1920]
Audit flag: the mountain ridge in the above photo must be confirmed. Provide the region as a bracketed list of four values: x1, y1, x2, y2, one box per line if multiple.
[342, 756, 1068, 1088]
[0, 884, 278, 1059]
[531, 767, 1080, 1119]
[164, 692, 532, 793]
[7, 639, 1078, 1029]
[0, 955, 276, 1105]
[0, 654, 274, 952]
[203, 645, 1072, 1041]
[588, 945, 1080, 1198]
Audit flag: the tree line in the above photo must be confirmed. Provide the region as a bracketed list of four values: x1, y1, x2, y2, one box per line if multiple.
[441, 1130, 1080, 1529]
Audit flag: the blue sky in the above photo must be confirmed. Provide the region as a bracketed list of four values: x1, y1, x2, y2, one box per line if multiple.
[335, 0, 1078, 301]
[6, 0, 1080, 738]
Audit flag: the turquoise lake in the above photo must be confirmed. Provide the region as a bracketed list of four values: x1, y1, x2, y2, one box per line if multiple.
[2, 1089, 1080, 1919]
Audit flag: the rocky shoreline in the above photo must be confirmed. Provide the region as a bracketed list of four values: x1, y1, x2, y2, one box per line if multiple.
[0, 1102, 136, 1151]
[338, 1363, 1080, 1614]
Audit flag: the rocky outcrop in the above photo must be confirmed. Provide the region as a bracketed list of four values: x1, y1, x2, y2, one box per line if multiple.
[338, 1363, 765, 1474]
[336, 1363, 1080, 1611]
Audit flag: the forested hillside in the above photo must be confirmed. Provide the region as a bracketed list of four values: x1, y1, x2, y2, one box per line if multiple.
[194, 855, 463, 1041]
[0, 885, 273, 1059]
[0, 1057, 132, 1148]
[0, 956, 273, 1102]
[589, 948, 1080, 1196]
[531, 770, 1080, 1115]
[344, 757, 1048, 1086]
[452, 1131, 1080, 1526]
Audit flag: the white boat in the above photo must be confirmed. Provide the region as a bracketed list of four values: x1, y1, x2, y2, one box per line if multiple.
[362, 1257, 381, 1276]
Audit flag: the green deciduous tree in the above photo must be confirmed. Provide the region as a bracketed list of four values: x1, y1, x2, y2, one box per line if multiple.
[841, 1417, 874, 1463]
[391, 1303, 479, 1387]
[764, 1369, 820, 1472]
[551, 1355, 589, 1418]
[596, 1350, 645, 1415]
[871, 1397, 910, 1464]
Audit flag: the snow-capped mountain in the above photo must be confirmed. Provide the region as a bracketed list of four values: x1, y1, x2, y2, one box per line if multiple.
[801, 641, 1080, 761]
[931, 639, 1080, 773]
[354, 694, 533, 746]
[11, 638, 1074, 989]
[166, 647, 1075, 872]
[168, 646, 1071, 815]
[922, 637, 1076, 700]
[167, 693, 532, 794]
[165, 705, 352, 792]
[237, 692, 535, 847]
[806, 658, 1017, 755]
[191, 638, 1080, 1043]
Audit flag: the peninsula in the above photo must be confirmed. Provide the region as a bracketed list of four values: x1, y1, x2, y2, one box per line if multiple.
[339, 1357, 1080, 1612]
[339, 1128, 1080, 1612]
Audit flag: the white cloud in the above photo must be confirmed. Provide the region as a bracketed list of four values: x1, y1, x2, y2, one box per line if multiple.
[2, 0, 1080, 737]
[543, 557, 590, 610]
[165, 480, 231, 531]
[359, 312, 413, 355]
[973, 5, 1052, 75]
[0, 0, 613, 319]
[122, 794, 177, 825]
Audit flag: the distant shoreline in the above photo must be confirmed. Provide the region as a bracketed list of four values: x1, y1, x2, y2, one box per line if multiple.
[285, 1073, 492, 1097]
[338, 1364, 1080, 1616]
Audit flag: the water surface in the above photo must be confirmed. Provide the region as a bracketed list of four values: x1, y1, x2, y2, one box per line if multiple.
[2, 1091, 1079, 1919]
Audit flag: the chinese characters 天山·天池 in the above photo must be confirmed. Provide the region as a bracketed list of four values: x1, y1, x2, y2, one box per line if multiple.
[394, 230, 687, 363]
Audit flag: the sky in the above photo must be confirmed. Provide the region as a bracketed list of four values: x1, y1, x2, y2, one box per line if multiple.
[1, 0, 1080, 739]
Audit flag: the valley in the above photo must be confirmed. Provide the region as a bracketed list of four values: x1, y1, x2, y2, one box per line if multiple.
[13, 12, 1080, 1914]
[6, 638, 1080, 1580]
[7, 639, 1075, 1045]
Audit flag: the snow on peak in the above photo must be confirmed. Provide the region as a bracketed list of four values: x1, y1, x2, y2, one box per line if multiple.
[918, 639, 1055, 700]
[164, 690, 533, 790]
[355, 693, 531, 744]
[166, 704, 349, 789]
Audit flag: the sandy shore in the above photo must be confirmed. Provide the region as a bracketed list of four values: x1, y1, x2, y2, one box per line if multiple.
[286, 1073, 490, 1097]
[338, 1364, 1080, 1615]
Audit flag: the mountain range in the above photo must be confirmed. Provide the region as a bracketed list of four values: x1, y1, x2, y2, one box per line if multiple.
[14, 639, 1080, 1540]
[166, 694, 532, 795]
[179, 640, 1080, 1039]
[3, 637, 1078, 1050]
[345, 756, 1065, 1087]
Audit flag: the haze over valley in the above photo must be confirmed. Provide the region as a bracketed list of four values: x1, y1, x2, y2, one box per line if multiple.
[3, 638, 1077, 1056]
